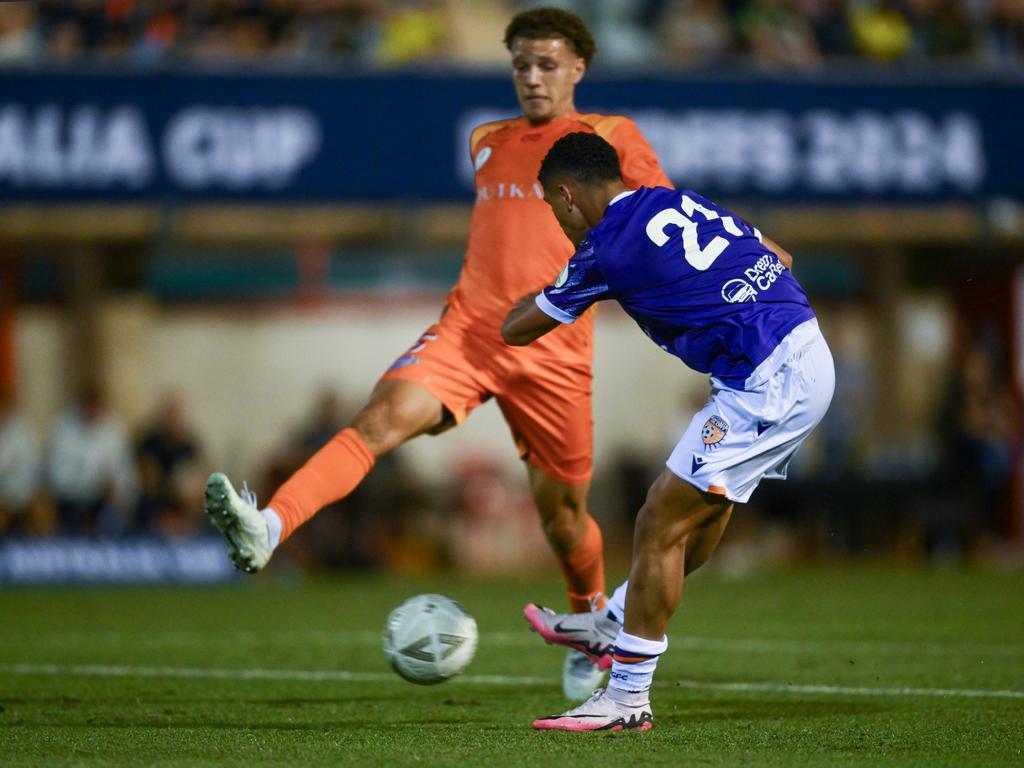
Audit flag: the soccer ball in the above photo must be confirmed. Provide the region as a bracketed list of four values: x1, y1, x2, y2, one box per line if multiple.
[382, 593, 478, 685]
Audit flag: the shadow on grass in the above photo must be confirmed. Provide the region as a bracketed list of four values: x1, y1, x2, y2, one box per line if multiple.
[0, 694, 416, 707]
[1, 718, 492, 731]
[664, 698, 885, 724]
[0, 698, 883, 732]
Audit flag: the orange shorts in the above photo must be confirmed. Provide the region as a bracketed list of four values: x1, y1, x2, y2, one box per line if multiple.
[380, 309, 593, 485]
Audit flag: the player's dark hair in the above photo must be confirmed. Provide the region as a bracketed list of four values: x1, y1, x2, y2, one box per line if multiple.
[504, 7, 597, 65]
[538, 132, 622, 189]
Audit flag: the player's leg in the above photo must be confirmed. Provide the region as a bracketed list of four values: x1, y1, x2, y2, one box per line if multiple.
[206, 320, 487, 573]
[496, 361, 607, 699]
[266, 378, 446, 539]
[205, 379, 446, 572]
[533, 324, 836, 731]
[683, 501, 733, 575]
[621, 471, 732, 640]
[495, 359, 600, 612]
[531, 502, 730, 665]
[526, 465, 611, 698]
[532, 470, 730, 731]
[526, 465, 603, 612]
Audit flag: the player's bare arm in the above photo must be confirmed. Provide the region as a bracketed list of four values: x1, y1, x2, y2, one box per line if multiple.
[764, 236, 794, 270]
[503, 292, 558, 346]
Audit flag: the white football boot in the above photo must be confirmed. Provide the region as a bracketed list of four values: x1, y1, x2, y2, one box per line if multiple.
[204, 472, 272, 573]
[533, 687, 654, 732]
[563, 649, 608, 700]
[523, 602, 621, 669]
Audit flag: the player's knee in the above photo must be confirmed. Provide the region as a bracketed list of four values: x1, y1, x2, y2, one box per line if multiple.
[353, 392, 434, 455]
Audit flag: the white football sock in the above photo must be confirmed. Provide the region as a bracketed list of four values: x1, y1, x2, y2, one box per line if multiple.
[606, 580, 629, 624]
[263, 507, 282, 550]
[608, 630, 667, 698]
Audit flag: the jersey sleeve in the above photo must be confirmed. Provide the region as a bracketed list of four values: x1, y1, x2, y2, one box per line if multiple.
[536, 240, 611, 324]
[611, 118, 673, 189]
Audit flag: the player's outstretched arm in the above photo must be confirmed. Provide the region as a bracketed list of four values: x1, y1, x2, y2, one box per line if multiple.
[502, 292, 560, 346]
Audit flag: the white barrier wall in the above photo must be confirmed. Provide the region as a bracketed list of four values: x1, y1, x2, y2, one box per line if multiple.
[16, 296, 708, 484]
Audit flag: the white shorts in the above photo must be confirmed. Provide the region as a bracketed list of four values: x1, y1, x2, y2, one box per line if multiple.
[667, 319, 835, 504]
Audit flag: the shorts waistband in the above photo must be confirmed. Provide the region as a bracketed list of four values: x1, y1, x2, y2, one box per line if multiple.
[713, 318, 822, 392]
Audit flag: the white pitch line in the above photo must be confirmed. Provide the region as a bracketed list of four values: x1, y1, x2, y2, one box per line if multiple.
[4, 663, 1023, 701]
[18, 631, 1024, 658]
[2, 663, 548, 687]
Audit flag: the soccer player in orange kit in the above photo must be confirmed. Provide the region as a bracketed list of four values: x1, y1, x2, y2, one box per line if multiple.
[203, 7, 670, 698]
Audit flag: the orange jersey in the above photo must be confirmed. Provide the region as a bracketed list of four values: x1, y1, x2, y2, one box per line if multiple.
[446, 112, 671, 362]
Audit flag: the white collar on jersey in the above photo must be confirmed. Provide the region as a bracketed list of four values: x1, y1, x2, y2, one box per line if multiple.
[608, 189, 637, 207]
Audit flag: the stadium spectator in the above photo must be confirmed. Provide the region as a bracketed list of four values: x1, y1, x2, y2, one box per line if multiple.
[794, 0, 856, 57]
[375, 0, 449, 65]
[932, 335, 1018, 555]
[735, 0, 822, 68]
[0, 1, 40, 63]
[134, 392, 203, 535]
[658, 0, 735, 66]
[849, 0, 913, 61]
[985, 0, 1024, 64]
[17, 0, 1023, 67]
[46, 383, 139, 535]
[295, 389, 349, 455]
[258, 387, 427, 570]
[449, 453, 551, 575]
[0, 391, 43, 534]
[905, 0, 976, 58]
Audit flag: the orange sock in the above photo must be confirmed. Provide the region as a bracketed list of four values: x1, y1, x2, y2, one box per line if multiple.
[558, 514, 606, 613]
[269, 427, 375, 542]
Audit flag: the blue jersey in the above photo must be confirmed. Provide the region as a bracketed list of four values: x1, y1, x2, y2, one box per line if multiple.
[538, 186, 815, 387]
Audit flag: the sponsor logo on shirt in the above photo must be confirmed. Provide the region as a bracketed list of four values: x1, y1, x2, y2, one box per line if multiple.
[721, 254, 786, 303]
[721, 278, 757, 303]
[745, 253, 786, 291]
[474, 146, 492, 171]
[475, 181, 545, 201]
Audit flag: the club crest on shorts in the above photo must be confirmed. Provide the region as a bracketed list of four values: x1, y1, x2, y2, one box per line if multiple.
[701, 415, 729, 447]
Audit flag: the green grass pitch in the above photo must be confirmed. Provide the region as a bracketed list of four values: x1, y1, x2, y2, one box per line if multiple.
[2, 564, 1022, 766]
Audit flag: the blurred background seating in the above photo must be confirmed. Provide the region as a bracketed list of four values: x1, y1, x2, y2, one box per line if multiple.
[0, 0, 1020, 69]
[0, 0, 1020, 581]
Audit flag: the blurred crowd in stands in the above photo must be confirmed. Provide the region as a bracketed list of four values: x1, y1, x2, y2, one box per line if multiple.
[0, 0, 1021, 69]
[0, 380, 562, 573]
[0, 386, 205, 538]
[0, 318, 1017, 566]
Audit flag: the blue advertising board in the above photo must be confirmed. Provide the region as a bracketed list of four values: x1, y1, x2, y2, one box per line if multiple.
[0, 69, 1020, 203]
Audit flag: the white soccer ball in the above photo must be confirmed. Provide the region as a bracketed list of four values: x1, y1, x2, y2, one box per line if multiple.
[382, 593, 478, 685]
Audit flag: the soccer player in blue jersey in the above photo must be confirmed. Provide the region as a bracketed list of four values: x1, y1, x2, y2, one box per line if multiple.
[503, 132, 835, 732]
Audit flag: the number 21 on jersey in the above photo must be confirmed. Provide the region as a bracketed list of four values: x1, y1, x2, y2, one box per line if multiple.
[645, 194, 757, 271]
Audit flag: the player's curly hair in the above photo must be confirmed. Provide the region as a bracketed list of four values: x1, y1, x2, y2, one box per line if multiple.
[503, 7, 597, 65]
[538, 132, 622, 188]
